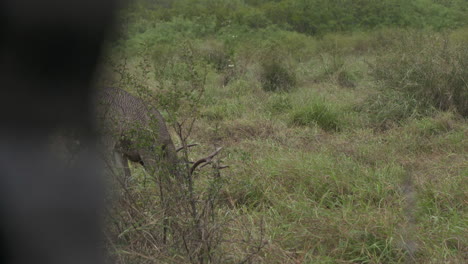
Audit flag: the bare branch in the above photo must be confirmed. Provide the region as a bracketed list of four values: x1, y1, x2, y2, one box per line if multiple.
[176, 143, 199, 153]
[190, 147, 223, 175]
[199, 162, 229, 170]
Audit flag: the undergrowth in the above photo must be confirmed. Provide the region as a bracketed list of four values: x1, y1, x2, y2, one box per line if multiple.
[99, 10, 468, 262]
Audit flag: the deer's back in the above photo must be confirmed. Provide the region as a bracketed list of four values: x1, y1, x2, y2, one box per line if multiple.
[95, 87, 175, 158]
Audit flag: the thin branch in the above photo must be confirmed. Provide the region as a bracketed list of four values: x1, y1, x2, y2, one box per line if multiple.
[190, 147, 223, 175]
[176, 143, 199, 153]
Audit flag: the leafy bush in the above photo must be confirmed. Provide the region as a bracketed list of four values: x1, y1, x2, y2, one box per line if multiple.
[197, 39, 232, 71]
[234, 7, 271, 29]
[371, 31, 468, 117]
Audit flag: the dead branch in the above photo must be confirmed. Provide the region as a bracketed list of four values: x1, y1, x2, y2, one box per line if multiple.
[176, 143, 199, 153]
[199, 162, 229, 170]
[190, 147, 223, 175]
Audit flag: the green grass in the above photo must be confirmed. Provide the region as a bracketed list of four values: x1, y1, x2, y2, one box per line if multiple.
[290, 99, 342, 132]
[103, 20, 468, 263]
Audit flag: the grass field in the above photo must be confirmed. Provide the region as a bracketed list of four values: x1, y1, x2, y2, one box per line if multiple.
[101, 13, 468, 263]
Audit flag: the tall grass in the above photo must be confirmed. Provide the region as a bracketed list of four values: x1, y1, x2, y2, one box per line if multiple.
[290, 99, 342, 132]
[101, 14, 468, 262]
[371, 30, 468, 117]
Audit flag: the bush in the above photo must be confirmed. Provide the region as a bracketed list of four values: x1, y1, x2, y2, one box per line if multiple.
[317, 32, 374, 55]
[197, 39, 232, 71]
[371, 31, 468, 117]
[235, 7, 271, 29]
[260, 60, 296, 92]
[274, 30, 317, 62]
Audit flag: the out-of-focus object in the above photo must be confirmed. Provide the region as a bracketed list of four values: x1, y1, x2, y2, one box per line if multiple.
[0, 1, 120, 263]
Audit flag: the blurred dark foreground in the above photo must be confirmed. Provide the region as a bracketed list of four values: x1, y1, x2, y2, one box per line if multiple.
[0, 1, 120, 263]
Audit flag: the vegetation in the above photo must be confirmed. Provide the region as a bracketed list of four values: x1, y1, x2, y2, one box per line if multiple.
[371, 30, 468, 116]
[99, 0, 468, 263]
[130, 0, 468, 35]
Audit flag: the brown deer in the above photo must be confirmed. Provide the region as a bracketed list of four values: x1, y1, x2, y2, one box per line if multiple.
[95, 87, 178, 183]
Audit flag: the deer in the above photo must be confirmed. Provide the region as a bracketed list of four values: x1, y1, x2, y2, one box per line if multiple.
[95, 87, 177, 184]
[95, 87, 225, 245]
[94, 87, 223, 186]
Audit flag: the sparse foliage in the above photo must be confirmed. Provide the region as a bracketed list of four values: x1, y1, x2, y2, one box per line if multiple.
[101, 41, 267, 263]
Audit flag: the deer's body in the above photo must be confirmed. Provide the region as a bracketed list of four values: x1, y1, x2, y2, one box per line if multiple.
[95, 87, 177, 180]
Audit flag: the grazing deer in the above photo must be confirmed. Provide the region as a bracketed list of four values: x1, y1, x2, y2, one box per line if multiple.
[95, 87, 225, 245]
[58, 87, 221, 185]
[95, 87, 178, 183]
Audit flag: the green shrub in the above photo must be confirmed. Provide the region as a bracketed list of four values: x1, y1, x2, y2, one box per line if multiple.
[317, 32, 374, 55]
[318, 29, 406, 55]
[260, 60, 296, 92]
[367, 28, 407, 51]
[290, 101, 341, 131]
[114, 15, 219, 57]
[197, 39, 232, 71]
[274, 30, 317, 62]
[235, 8, 271, 29]
[371, 31, 468, 117]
